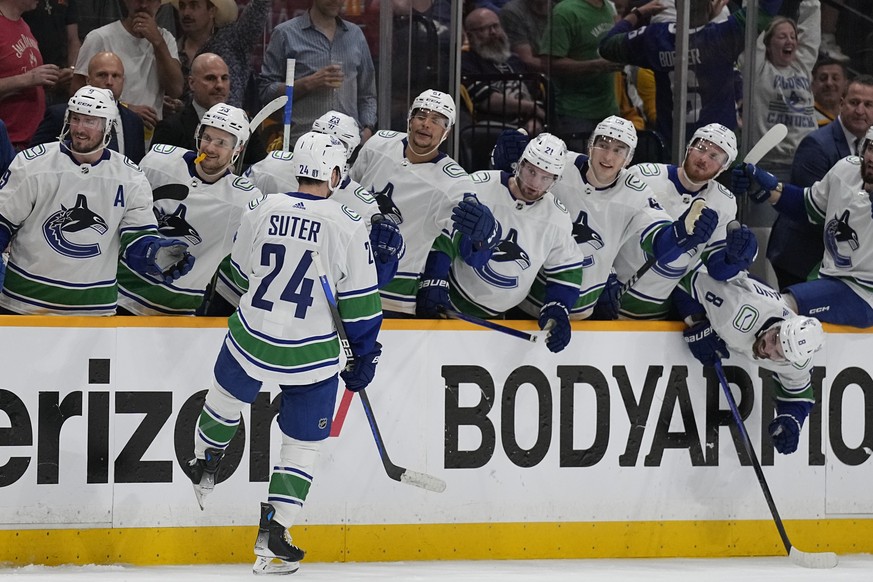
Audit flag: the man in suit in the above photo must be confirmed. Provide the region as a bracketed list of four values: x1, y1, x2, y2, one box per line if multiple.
[152, 52, 265, 167]
[768, 74, 873, 289]
[30, 52, 146, 163]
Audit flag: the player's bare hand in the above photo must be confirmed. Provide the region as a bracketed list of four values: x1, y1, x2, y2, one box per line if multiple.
[128, 104, 159, 129]
[163, 95, 184, 115]
[592, 58, 624, 73]
[29, 64, 60, 87]
[131, 12, 161, 45]
[56, 67, 75, 86]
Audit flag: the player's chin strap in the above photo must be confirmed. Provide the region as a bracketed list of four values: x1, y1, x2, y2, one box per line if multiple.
[58, 122, 113, 159]
[405, 124, 450, 160]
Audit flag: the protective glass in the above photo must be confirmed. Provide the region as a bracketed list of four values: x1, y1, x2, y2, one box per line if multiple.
[516, 160, 557, 193]
[69, 114, 103, 130]
[689, 139, 729, 166]
[410, 110, 450, 129]
[198, 130, 236, 151]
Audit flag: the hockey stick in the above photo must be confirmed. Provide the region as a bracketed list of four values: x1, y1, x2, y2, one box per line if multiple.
[233, 95, 288, 175]
[329, 388, 355, 437]
[282, 59, 296, 151]
[713, 361, 838, 569]
[439, 306, 539, 343]
[743, 123, 788, 165]
[311, 251, 447, 493]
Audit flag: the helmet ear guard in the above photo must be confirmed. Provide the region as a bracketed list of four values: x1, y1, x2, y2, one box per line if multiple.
[778, 316, 824, 364]
[588, 115, 638, 167]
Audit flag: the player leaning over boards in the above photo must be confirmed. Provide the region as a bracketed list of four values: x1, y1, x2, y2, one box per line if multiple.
[0, 86, 194, 315]
[117, 103, 261, 315]
[674, 267, 824, 455]
[416, 133, 583, 353]
[732, 124, 873, 328]
[502, 116, 719, 320]
[183, 132, 382, 575]
[616, 124, 757, 319]
[245, 110, 403, 289]
[349, 89, 502, 315]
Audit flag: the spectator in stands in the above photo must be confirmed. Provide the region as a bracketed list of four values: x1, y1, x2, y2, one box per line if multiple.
[153, 53, 266, 167]
[0, 119, 14, 175]
[539, 0, 623, 139]
[31, 52, 146, 163]
[23, 0, 80, 106]
[611, 0, 657, 131]
[72, 0, 184, 141]
[768, 74, 873, 289]
[77, 0, 176, 40]
[498, 0, 553, 72]
[811, 57, 848, 127]
[169, 0, 271, 112]
[599, 0, 781, 149]
[0, 0, 59, 150]
[462, 7, 545, 136]
[259, 0, 376, 149]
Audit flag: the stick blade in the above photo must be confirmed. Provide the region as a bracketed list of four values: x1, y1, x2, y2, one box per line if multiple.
[399, 469, 447, 493]
[744, 123, 788, 164]
[788, 547, 839, 569]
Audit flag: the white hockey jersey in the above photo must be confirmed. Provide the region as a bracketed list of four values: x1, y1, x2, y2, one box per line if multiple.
[522, 153, 672, 319]
[680, 269, 814, 400]
[444, 171, 583, 316]
[226, 191, 382, 384]
[117, 145, 261, 315]
[0, 144, 157, 315]
[618, 162, 738, 318]
[349, 130, 474, 313]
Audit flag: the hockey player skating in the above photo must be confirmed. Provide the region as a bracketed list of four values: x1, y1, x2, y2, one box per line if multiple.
[183, 132, 382, 574]
[0, 86, 194, 315]
[732, 124, 873, 327]
[245, 111, 403, 289]
[349, 89, 502, 315]
[617, 123, 757, 319]
[507, 116, 719, 320]
[416, 133, 583, 353]
[675, 268, 825, 455]
[117, 103, 261, 315]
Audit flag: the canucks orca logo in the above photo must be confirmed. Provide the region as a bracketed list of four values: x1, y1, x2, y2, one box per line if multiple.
[824, 209, 858, 269]
[571, 211, 602, 268]
[155, 204, 202, 245]
[372, 182, 403, 223]
[475, 228, 528, 288]
[42, 193, 108, 258]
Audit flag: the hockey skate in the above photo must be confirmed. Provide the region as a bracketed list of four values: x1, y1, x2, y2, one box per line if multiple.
[182, 447, 224, 510]
[252, 502, 305, 575]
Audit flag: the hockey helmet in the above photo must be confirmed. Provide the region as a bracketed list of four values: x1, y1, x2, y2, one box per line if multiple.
[63, 85, 118, 146]
[862, 125, 873, 156]
[197, 103, 250, 149]
[312, 110, 361, 158]
[688, 123, 738, 172]
[520, 133, 566, 177]
[589, 115, 637, 167]
[293, 131, 347, 192]
[778, 316, 824, 364]
[408, 89, 456, 128]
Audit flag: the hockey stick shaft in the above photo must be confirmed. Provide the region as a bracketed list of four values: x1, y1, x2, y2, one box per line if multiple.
[743, 123, 788, 165]
[282, 59, 296, 151]
[440, 306, 538, 343]
[329, 388, 355, 437]
[233, 95, 288, 175]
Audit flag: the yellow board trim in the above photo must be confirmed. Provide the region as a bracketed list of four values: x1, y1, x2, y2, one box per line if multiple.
[2, 520, 871, 566]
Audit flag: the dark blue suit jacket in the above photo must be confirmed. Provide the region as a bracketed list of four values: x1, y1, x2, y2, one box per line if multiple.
[30, 103, 146, 163]
[0, 119, 14, 175]
[767, 119, 853, 284]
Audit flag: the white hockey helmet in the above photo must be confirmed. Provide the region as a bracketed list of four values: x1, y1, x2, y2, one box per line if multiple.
[293, 131, 347, 192]
[312, 110, 361, 158]
[688, 123, 738, 171]
[778, 316, 824, 364]
[589, 115, 638, 167]
[520, 133, 566, 177]
[408, 89, 456, 128]
[862, 125, 873, 155]
[197, 103, 250, 149]
[63, 85, 118, 146]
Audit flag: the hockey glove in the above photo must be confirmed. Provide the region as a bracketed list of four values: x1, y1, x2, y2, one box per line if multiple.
[768, 400, 813, 455]
[416, 277, 451, 318]
[452, 194, 501, 250]
[127, 236, 195, 284]
[458, 234, 493, 268]
[730, 163, 778, 203]
[490, 128, 529, 173]
[683, 320, 729, 367]
[671, 203, 719, 251]
[592, 273, 622, 320]
[539, 301, 571, 353]
[341, 342, 382, 392]
[724, 222, 758, 267]
[369, 214, 404, 263]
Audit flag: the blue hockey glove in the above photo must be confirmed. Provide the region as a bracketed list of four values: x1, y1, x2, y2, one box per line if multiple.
[0, 256, 5, 290]
[341, 342, 382, 392]
[416, 277, 451, 318]
[452, 194, 501, 250]
[538, 301, 571, 353]
[127, 236, 195, 284]
[458, 234, 493, 268]
[672, 204, 719, 251]
[768, 400, 813, 455]
[724, 221, 758, 267]
[369, 214, 404, 263]
[683, 320, 729, 366]
[592, 273, 622, 320]
[490, 128, 529, 173]
[731, 162, 778, 203]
